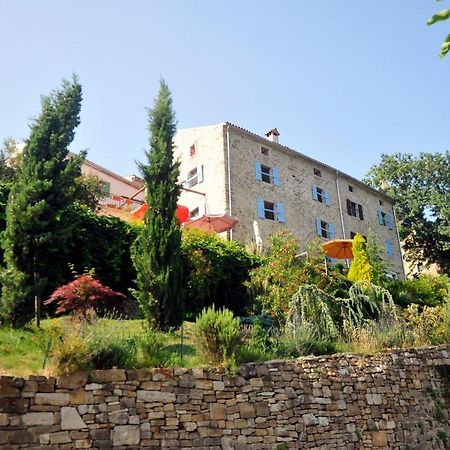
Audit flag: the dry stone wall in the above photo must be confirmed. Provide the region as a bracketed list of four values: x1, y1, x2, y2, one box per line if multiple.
[1, 345, 450, 449]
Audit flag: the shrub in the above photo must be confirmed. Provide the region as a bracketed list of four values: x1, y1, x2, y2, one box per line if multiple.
[348, 233, 373, 283]
[138, 328, 167, 367]
[193, 306, 242, 367]
[182, 229, 258, 319]
[246, 230, 312, 325]
[49, 317, 140, 374]
[45, 274, 126, 318]
[387, 275, 450, 308]
[278, 322, 338, 357]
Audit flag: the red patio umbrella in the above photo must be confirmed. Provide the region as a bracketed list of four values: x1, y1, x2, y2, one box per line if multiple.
[183, 213, 238, 233]
[130, 203, 189, 224]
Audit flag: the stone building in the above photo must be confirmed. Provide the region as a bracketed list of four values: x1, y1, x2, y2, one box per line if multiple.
[174, 122, 405, 279]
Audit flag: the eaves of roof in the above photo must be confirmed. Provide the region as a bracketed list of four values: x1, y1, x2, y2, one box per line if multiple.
[223, 122, 395, 203]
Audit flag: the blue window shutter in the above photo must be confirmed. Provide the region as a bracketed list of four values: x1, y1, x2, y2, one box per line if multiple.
[386, 213, 394, 229]
[275, 203, 285, 223]
[328, 223, 335, 239]
[385, 239, 394, 257]
[272, 167, 281, 186]
[315, 217, 322, 236]
[311, 185, 318, 201]
[257, 197, 265, 218]
[377, 210, 384, 225]
[324, 191, 331, 207]
[255, 161, 262, 181]
[197, 165, 204, 183]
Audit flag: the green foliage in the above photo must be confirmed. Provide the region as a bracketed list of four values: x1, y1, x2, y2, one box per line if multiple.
[193, 306, 242, 368]
[348, 233, 373, 283]
[366, 230, 389, 285]
[182, 229, 259, 319]
[287, 284, 338, 339]
[131, 80, 184, 330]
[0, 76, 85, 326]
[364, 152, 450, 273]
[61, 204, 138, 296]
[387, 274, 450, 308]
[427, 2, 450, 57]
[278, 322, 338, 357]
[247, 230, 316, 324]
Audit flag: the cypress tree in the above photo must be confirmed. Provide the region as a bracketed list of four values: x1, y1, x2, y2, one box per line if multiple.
[0, 76, 84, 327]
[131, 80, 184, 330]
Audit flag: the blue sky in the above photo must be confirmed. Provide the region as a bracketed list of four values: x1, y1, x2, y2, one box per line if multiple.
[0, 1, 448, 179]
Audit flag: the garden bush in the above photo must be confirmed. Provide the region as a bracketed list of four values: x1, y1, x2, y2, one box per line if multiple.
[45, 273, 126, 319]
[182, 229, 259, 319]
[193, 305, 242, 368]
[387, 274, 450, 308]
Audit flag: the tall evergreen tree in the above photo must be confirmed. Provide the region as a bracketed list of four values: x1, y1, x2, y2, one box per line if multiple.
[0, 76, 84, 327]
[131, 80, 184, 330]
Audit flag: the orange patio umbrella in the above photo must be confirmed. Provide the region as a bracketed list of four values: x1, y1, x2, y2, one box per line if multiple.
[322, 239, 354, 259]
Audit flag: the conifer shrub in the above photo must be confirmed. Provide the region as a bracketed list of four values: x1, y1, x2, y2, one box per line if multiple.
[193, 306, 242, 367]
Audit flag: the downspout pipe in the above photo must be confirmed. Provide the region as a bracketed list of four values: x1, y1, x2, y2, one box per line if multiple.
[392, 206, 407, 280]
[226, 124, 233, 241]
[335, 173, 346, 239]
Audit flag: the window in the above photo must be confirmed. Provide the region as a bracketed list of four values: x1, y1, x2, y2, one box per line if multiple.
[311, 185, 330, 206]
[189, 144, 196, 157]
[315, 217, 335, 239]
[385, 239, 394, 257]
[261, 146, 270, 156]
[184, 165, 204, 188]
[313, 168, 322, 177]
[256, 198, 285, 222]
[189, 207, 199, 218]
[255, 161, 281, 186]
[346, 199, 364, 220]
[379, 200, 383, 206]
[348, 185, 354, 192]
[350, 231, 367, 241]
[100, 180, 111, 195]
[260, 164, 271, 183]
[377, 210, 394, 229]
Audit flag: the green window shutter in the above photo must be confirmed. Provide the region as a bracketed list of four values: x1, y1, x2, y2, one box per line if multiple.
[102, 181, 111, 194]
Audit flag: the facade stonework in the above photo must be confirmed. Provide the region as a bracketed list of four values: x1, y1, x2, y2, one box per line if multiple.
[1, 345, 450, 449]
[174, 123, 405, 279]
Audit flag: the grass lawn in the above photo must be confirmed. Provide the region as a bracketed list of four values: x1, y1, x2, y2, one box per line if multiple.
[0, 318, 203, 377]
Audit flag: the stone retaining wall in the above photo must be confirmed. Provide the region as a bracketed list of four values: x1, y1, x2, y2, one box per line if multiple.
[1, 345, 450, 449]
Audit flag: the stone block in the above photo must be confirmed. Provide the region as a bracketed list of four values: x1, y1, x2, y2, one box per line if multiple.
[210, 403, 227, 420]
[22, 412, 54, 426]
[58, 372, 88, 390]
[0, 397, 28, 414]
[238, 402, 255, 419]
[61, 406, 87, 430]
[89, 369, 126, 383]
[371, 431, 388, 447]
[35, 393, 70, 406]
[70, 389, 93, 405]
[112, 425, 140, 446]
[49, 431, 71, 444]
[137, 390, 175, 403]
[0, 412, 9, 425]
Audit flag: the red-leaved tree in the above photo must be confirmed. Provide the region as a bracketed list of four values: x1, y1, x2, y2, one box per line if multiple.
[45, 275, 126, 318]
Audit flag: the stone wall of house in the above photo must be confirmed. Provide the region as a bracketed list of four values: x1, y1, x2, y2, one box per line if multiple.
[1, 346, 450, 449]
[226, 125, 405, 278]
